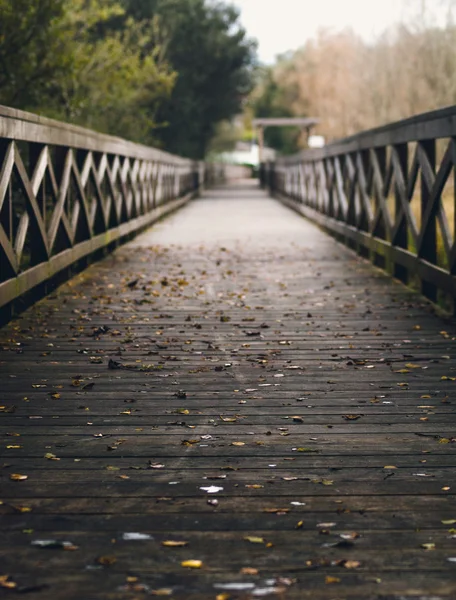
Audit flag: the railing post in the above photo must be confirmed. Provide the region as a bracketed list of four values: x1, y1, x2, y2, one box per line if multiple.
[419, 139, 437, 302]
[393, 143, 409, 284]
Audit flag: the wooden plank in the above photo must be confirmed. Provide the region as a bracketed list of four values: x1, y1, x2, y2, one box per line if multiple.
[1, 181, 456, 597]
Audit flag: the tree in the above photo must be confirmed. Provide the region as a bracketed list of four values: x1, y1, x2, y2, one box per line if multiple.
[0, 0, 256, 157]
[0, 0, 176, 143]
[122, 0, 257, 159]
[250, 64, 303, 155]
[44, 0, 176, 142]
[0, 0, 66, 108]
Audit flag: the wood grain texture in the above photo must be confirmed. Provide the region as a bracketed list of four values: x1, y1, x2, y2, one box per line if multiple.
[1, 181, 456, 599]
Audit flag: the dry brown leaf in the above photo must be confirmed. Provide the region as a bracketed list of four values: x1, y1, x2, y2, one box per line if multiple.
[343, 560, 361, 568]
[240, 567, 259, 575]
[97, 555, 117, 565]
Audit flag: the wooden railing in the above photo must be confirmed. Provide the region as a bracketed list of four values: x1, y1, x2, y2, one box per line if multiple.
[0, 105, 238, 310]
[264, 106, 456, 310]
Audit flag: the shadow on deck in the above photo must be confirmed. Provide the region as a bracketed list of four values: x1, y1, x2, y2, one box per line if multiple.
[1, 181, 456, 599]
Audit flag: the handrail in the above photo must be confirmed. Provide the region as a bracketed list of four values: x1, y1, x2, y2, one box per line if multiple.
[265, 105, 456, 310]
[0, 105, 235, 310]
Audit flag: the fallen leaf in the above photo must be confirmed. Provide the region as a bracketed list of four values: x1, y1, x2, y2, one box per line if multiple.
[44, 453, 60, 461]
[32, 540, 78, 550]
[240, 567, 259, 575]
[244, 536, 265, 544]
[10, 473, 28, 481]
[97, 555, 117, 565]
[122, 532, 152, 540]
[421, 543, 435, 550]
[181, 560, 202, 568]
[11, 505, 32, 513]
[161, 541, 188, 547]
[200, 486, 223, 494]
[0, 575, 16, 589]
[342, 560, 361, 568]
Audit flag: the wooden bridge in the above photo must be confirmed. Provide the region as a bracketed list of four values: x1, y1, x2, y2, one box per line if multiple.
[1, 105, 456, 599]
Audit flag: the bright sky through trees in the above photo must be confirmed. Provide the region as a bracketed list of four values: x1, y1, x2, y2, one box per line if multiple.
[232, 0, 407, 63]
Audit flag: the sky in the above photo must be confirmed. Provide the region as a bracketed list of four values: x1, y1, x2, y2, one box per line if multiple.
[232, 0, 406, 64]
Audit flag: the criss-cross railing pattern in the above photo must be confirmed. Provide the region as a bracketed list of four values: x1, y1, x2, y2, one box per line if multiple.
[267, 106, 456, 307]
[0, 105, 232, 309]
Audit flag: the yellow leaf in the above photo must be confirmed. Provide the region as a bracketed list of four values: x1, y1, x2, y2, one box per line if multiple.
[244, 536, 265, 544]
[441, 519, 456, 525]
[9, 473, 27, 481]
[421, 395, 432, 399]
[383, 466, 397, 469]
[161, 541, 188, 547]
[97, 555, 117, 565]
[12, 505, 31, 513]
[6, 445, 21, 449]
[181, 560, 202, 568]
[231, 442, 245, 446]
[295, 520, 304, 529]
[0, 575, 16, 589]
[325, 576, 341, 584]
[395, 369, 410, 374]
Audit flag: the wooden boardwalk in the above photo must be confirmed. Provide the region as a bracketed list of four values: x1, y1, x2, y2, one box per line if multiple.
[1, 181, 456, 599]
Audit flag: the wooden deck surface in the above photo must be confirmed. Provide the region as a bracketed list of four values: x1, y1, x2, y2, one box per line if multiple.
[1, 181, 456, 599]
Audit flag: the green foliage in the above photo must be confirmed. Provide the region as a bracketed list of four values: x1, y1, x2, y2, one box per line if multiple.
[0, 0, 66, 107]
[0, 0, 176, 142]
[0, 0, 256, 158]
[46, 1, 176, 141]
[122, 0, 257, 158]
[251, 66, 302, 155]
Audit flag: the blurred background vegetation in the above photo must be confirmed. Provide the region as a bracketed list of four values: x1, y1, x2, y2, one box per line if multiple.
[0, 0, 257, 159]
[2, 0, 456, 159]
[250, 0, 456, 155]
